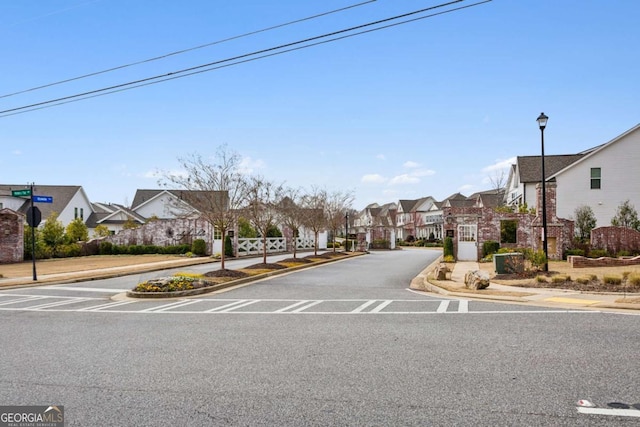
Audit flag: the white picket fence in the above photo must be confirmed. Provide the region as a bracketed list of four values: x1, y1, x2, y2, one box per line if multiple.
[236, 237, 315, 256]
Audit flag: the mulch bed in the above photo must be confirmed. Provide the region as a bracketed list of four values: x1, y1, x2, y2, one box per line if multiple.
[243, 263, 287, 270]
[509, 281, 640, 293]
[203, 269, 250, 278]
[279, 258, 313, 264]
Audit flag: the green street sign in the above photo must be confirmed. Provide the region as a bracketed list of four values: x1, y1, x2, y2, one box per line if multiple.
[11, 189, 31, 197]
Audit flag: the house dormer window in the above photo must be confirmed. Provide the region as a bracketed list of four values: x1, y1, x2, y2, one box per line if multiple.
[590, 168, 601, 189]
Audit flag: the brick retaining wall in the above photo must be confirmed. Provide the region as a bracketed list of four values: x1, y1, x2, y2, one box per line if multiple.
[568, 255, 640, 268]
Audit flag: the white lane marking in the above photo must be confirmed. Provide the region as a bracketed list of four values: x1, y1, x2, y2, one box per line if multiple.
[351, 300, 377, 313]
[218, 300, 260, 312]
[43, 286, 129, 293]
[0, 296, 47, 306]
[24, 298, 89, 310]
[275, 300, 310, 313]
[458, 300, 469, 313]
[291, 300, 322, 313]
[436, 300, 450, 313]
[79, 301, 137, 311]
[370, 300, 393, 313]
[577, 407, 640, 417]
[204, 300, 249, 313]
[141, 300, 195, 313]
[154, 300, 202, 312]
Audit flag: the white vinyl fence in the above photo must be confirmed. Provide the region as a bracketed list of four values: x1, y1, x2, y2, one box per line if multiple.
[236, 237, 316, 256]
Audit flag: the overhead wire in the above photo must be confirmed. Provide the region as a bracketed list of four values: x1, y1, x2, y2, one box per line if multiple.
[1, 0, 492, 118]
[0, 0, 377, 100]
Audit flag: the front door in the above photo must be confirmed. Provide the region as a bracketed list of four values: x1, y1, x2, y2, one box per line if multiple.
[457, 224, 478, 261]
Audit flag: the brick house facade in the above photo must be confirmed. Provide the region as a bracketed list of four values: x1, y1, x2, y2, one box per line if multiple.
[443, 183, 574, 261]
[0, 208, 24, 264]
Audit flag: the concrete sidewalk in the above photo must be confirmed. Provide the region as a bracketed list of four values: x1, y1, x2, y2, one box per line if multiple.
[428, 261, 640, 312]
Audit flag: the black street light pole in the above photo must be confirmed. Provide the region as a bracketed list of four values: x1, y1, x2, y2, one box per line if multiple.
[537, 112, 549, 272]
[345, 212, 349, 252]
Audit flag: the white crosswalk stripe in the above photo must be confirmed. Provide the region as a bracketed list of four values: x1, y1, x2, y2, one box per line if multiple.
[0, 295, 596, 315]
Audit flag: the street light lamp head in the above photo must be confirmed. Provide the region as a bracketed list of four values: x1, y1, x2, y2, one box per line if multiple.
[537, 112, 548, 130]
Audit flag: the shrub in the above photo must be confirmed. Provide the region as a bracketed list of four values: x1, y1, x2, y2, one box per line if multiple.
[482, 241, 500, 258]
[443, 237, 454, 258]
[535, 275, 547, 283]
[588, 249, 609, 258]
[56, 243, 82, 258]
[192, 239, 207, 256]
[617, 250, 632, 257]
[627, 273, 640, 286]
[99, 241, 113, 255]
[225, 235, 234, 257]
[443, 255, 455, 263]
[575, 276, 591, 284]
[564, 249, 585, 258]
[551, 274, 570, 283]
[603, 275, 622, 285]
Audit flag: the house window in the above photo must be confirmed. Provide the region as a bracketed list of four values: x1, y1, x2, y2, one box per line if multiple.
[500, 220, 518, 244]
[590, 168, 601, 189]
[214, 228, 222, 240]
[80, 208, 84, 220]
[74, 207, 78, 219]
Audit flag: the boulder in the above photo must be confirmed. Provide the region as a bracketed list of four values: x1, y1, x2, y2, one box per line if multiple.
[434, 263, 450, 280]
[464, 270, 490, 290]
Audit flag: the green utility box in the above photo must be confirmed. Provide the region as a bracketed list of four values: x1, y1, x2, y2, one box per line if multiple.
[493, 253, 524, 274]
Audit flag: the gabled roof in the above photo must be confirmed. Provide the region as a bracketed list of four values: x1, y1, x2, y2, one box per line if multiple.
[0, 184, 90, 221]
[398, 199, 418, 212]
[549, 123, 640, 180]
[131, 189, 227, 214]
[516, 155, 584, 183]
[85, 202, 146, 228]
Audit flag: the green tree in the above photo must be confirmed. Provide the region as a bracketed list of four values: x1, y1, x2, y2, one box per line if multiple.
[66, 217, 89, 242]
[93, 224, 112, 238]
[574, 205, 597, 242]
[237, 217, 257, 238]
[41, 212, 66, 256]
[611, 200, 640, 230]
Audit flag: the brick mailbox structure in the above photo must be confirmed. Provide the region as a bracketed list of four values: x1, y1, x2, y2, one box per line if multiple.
[0, 208, 24, 264]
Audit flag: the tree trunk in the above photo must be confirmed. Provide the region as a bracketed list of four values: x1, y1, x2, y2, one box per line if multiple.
[262, 235, 267, 264]
[220, 230, 226, 270]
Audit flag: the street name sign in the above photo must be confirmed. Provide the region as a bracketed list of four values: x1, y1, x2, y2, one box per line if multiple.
[33, 196, 53, 203]
[11, 189, 31, 197]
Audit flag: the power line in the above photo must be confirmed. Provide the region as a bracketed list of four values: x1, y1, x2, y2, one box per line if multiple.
[1, 1, 492, 118]
[0, 0, 377, 100]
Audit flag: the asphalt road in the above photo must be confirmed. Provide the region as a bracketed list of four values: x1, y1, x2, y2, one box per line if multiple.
[0, 249, 639, 426]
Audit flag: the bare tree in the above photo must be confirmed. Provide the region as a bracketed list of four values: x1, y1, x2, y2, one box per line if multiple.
[160, 146, 248, 269]
[276, 187, 305, 259]
[244, 176, 284, 265]
[301, 186, 328, 256]
[325, 190, 354, 252]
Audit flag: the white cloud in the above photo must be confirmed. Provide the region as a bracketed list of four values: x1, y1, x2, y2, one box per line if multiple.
[403, 161, 420, 169]
[389, 174, 420, 185]
[376, 154, 386, 160]
[482, 157, 516, 173]
[411, 168, 436, 177]
[238, 156, 266, 175]
[361, 174, 387, 184]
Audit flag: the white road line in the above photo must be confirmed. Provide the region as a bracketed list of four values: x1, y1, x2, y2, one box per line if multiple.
[24, 298, 88, 310]
[275, 300, 310, 313]
[370, 300, 393, 313]
[155, 300, 202, 312]
[577, 407, 640, 417]
[436, 300, 450, 313]
[79, 301, 137, 311]
[218, 300, 260, 312]
[458, 300, 469, 313]
[204, 300, 249, 313]
[291, 300, 322, 313]
[0, 296, 47, 306]
[351, 300, 377, 313]
[43, 286, 129, 293]
[141, 300, 194, 313]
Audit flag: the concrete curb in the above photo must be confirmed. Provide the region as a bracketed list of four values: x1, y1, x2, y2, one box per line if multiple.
[125, 252, 365, 299]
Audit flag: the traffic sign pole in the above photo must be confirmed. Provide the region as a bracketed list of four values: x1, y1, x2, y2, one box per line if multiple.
[30, 183, 37, 281]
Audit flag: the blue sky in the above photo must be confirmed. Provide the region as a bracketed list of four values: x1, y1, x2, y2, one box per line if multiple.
[2, 0, 639, 209]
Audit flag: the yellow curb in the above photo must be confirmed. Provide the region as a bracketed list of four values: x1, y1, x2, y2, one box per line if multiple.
[544, 297, 602, 306]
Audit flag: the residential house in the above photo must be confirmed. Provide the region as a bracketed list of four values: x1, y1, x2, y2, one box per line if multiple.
[86, 203, 146, 235]
[353, 203, 397, 248]
[0, 184, 94, 229]
[395, 199, 417, 240]
[505, 123, 640, 229]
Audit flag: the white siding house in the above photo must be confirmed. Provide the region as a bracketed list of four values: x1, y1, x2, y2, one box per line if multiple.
[551, 123, 640, 227]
